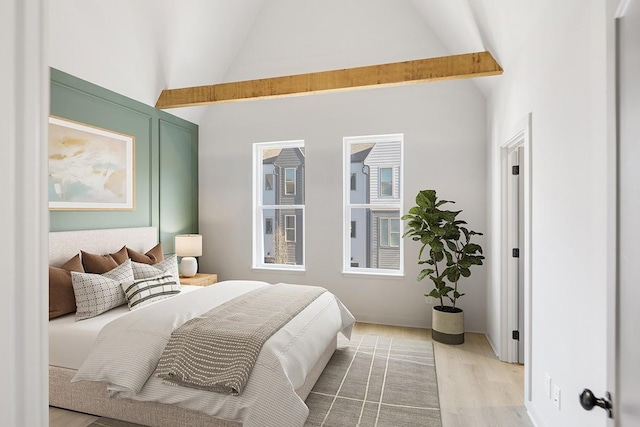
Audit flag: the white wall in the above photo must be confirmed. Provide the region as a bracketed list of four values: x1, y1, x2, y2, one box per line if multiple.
[198, 0, 488, 330]
[199, 79, 487, 329]
[485, 1, 611, 425]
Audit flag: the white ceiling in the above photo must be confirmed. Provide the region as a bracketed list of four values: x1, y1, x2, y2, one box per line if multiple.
[49, 0, 555, 124]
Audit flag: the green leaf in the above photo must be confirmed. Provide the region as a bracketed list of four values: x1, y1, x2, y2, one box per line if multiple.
[460, 267, 471, 277]
[427, 289, 442, 299]
[447, 270, 460, 283]
[446, 240, 457, 251]
[440, 286, 454, 295]
[454, 291, 465, 299]
[444, 250, 454, 265]
[463, 243, 482, 254]
[417, 268, 434, 281]
[441, 210, 461, 223]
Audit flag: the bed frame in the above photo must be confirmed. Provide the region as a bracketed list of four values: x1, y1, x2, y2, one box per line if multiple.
[48, 227, 336, 426]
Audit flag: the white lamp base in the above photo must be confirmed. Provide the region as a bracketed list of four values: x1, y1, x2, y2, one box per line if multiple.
[180, 257, 198, 277]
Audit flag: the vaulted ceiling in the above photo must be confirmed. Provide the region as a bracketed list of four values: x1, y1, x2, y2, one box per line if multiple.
[49, 0, 554, 124]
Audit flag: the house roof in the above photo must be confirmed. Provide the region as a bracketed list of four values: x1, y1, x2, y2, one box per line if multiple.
[49, 1, 548, 124]
[351, 143, 374, 163]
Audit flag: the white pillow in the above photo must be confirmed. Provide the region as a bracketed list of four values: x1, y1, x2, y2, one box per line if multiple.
[71, 259, 134, 321]
[122, 273, 181, 310]
[131, 254, 179, 284]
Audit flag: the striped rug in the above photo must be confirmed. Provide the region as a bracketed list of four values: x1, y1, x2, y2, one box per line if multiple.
[90, 334, 441, 427]
[304, 334, 441, 426]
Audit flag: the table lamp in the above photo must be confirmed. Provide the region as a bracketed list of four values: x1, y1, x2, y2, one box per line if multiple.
[175, 234, 202, 277]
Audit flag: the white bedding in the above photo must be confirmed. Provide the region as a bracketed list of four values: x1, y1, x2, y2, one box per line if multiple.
[63, 280, 354, 427]
[49, 286, 202, 369]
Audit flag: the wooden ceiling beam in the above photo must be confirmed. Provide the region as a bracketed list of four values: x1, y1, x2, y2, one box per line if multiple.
[155, 51, 502, 109]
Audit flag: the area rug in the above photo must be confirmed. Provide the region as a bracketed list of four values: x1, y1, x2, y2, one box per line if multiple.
[89, 334, 441, 427]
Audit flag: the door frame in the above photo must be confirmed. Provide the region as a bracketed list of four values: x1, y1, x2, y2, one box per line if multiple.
[500, 113, 533, 401]
[608, 0, 633, 424]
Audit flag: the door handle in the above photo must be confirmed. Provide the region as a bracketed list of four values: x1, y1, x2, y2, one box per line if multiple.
[579, 389, 613, 418]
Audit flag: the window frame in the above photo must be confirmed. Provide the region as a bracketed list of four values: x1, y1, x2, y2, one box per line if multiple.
[285, 215, 296, 242]
[343, 134, 404, 276]
[379, 167, 394, 197]
[379, 217, 400, 248]
[253, 140, 305, 271]
[284, 167, 296, 195]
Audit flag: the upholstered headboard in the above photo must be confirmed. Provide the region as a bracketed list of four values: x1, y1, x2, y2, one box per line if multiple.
[49, 227, 158, 267]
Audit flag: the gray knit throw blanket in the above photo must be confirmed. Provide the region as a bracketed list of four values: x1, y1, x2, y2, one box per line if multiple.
[156, 284, 326, 395]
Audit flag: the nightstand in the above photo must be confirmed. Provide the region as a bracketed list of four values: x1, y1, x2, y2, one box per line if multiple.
[179, 273, 218, 286]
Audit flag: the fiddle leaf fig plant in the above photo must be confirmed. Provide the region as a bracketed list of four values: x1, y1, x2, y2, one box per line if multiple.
[402, 189, 484, 311]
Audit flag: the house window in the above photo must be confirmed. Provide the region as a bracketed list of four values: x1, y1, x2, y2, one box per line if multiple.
[350, 173, 357, 191]
[379, 167, 393, 197]
[285, 168, 296, 195]
[343, 134, 403, 275]
[253, 140, 305, 270]
[264, 173, 273, 191]
[285, 215, 296, 242]
[379, 217, 400, 247]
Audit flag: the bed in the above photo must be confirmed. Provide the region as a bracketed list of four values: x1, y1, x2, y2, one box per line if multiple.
[48, 227, 354, 427]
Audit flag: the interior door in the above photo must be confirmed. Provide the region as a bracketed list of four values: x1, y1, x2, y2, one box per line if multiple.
[617, 0, 640, 423]
[517, 146, 525, 364]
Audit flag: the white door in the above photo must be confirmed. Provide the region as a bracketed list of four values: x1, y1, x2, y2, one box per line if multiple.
[516, 146, 525, 364]
[617, 0, 640, 423]
[508, 147, 525, 364]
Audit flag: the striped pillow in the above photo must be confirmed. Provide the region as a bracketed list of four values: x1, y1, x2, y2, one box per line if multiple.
[122, 273, 181, 310]
[131, 255, 179, 284]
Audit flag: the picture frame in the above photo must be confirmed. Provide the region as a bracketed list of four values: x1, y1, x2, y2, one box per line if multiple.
[48, 116, 135, 210]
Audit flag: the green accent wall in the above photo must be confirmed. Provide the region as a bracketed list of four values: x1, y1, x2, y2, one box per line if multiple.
[49, 69, 198, 252]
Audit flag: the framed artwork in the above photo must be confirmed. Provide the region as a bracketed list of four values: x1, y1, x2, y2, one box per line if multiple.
[48, 116, 135, 210]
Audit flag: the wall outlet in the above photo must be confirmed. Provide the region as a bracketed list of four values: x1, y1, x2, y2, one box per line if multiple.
[544, 373, 551, 398]
[553, 385, 561, 410]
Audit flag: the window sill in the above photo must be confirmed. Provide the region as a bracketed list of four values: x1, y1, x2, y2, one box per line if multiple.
[341, 270, 405, 279]
[252, 266, 306, 274]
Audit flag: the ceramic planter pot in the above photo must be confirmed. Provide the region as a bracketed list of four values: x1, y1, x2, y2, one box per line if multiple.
[432, 306, 464, 345]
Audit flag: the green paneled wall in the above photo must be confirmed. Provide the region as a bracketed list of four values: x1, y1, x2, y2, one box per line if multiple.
[49, 69, 198, 252]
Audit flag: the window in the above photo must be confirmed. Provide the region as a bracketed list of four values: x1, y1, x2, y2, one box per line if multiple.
[285, 215, 296, 242]
[343, 134, 403, 275]
[264, 173, 273, 191]
[379, 217, 400, 247]
[379, 167, 393, 197]
[253, 141, 305, 270]
[285, 168, 296, 195]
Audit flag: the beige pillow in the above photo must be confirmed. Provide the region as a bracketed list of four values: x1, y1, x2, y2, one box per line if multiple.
[81, 246, 128, 274]
[127, 243, 164, 265]
[49, 254, 84, 319]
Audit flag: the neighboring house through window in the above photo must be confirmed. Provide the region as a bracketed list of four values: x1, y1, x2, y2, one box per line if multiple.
[379, 167, 393, 197]
[285, 168, 296, 195]
[264, 173, 273, 191]
[343, 134, 403, 275]
[253, 141, 305, 269]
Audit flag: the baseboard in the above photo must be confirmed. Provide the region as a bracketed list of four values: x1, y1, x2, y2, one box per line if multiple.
[354, 313, 486, 334]
[526, 400, 546, 427]
[485, 332, 502, 359]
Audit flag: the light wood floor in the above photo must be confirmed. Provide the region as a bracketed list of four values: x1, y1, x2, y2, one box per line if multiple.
[50, 323, 533, 427]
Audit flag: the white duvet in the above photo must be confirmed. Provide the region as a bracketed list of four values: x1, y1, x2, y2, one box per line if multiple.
[71, 280, 354, 427]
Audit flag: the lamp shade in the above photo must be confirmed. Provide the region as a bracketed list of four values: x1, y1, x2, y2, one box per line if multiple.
[175, 234, 202, 257]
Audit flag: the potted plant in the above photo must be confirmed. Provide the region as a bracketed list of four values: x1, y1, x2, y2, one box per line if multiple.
[402, 189, 484, 344]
